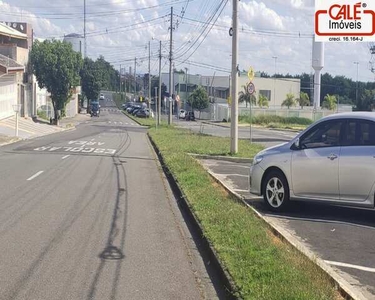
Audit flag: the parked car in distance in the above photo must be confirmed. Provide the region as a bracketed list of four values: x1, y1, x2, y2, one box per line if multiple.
[132, 107, 142, 116]
[99, 93, 105, 100]
[127, 105, 141, 114]
[179, 109, 186, 119]
[185, 111, 195, 121]
[122, 102, 133, 109]
[250, 112, 375, 212]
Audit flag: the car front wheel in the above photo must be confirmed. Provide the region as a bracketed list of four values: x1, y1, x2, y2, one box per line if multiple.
[262, 171, 290, 212]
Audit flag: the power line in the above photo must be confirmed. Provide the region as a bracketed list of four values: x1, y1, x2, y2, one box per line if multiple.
[0, 0, 191, 20]
[174, 0, 228, 64]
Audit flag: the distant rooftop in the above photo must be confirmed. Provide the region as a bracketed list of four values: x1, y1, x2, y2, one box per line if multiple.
[0, 22, 27, 39]
[0, 53, 24, 73]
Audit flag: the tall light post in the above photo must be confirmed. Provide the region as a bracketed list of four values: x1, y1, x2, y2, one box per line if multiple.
[230, 0, 239, 154]
[354, 62, 359, 105]
[272, 56, 277, 108]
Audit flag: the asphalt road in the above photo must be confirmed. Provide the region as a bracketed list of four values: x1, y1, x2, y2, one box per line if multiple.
[200, 158, 375, 299]
[173, 119, 298, 148]
[0, 93, 221, 300]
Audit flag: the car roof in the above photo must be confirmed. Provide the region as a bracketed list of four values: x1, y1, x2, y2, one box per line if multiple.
[322, 112, 375, 122]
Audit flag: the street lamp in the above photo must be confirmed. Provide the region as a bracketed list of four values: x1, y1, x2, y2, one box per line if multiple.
[12, 103, 22, 137]
[272, 56, 277, 108]
[354, 62, 359, 105]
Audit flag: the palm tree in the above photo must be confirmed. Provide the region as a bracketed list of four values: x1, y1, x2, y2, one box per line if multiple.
[238, 85, 256, 108]
[322, 94, 337, 111]
[258, 94, 269, 108]
[282, 93, 296, 109]
[297, 92, 310, 109]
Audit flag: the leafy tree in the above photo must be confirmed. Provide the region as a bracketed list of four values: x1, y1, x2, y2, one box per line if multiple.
[238, 85, 256, 107]
[188, 86, 209, 117]
[297, 92, 310, 109]
[282, 93, 296, 109]
[258, 94, 269, 108]
[30, 40, 82, 124]
[357, 89, 375, 111]
[80, 58, 101, 111]
[322, 94, 337, 110]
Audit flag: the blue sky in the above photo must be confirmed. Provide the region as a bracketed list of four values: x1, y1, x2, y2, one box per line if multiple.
[0, 0, 374, 83]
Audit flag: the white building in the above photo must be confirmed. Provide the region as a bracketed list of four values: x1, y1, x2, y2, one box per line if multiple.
[161, 72, 301, 108]
[63, 33, 84, 57]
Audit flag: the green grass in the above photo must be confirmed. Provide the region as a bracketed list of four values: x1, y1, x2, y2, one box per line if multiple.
[238, 115, 312, 131]
[123, 111, 159, 127]
[151, 126, 263, 158]
[149, 126, 341, 300]
[37, 110, 49, 121]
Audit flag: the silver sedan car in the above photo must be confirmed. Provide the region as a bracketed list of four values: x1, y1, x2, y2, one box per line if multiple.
[250, 112, 375, 212]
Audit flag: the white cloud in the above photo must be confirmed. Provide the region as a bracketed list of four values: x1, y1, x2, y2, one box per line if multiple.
[0, 0, 372, 82]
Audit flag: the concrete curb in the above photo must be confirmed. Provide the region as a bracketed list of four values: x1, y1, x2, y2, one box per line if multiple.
[0, 137, 22, 147]
[122, 111, 150, 127]
[196, 159, 367, 300]
[201, 121, 302, 133]
[0, 126, 76, 148]
[189, 153, 253, 164]
[147, 133, 240, 299]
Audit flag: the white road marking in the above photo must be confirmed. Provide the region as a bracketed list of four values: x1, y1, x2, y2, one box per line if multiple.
[262, 214, 375, 231]
[62, 155, 70, 160]
[325, 261, 375, 273]
[27, 171, 44, 181]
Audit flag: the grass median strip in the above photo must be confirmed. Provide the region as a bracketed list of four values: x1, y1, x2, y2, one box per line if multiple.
[148, 126, 341, 300]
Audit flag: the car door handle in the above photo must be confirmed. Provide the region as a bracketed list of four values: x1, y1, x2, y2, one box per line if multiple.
[327, 154, 338, 161]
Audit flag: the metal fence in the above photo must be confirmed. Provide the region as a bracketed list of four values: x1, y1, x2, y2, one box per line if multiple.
[195, 104, 353, 121]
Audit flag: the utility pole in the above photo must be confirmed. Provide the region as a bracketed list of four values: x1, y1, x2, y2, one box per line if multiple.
[155, 86, 158, 128]
[119, 64, 122, 94]
[148, 41, 151, 109]
[230, 0, 239, 154]
[84, 0, 87, 58]
[185, 67, 188, 110]
[354, 61, 359, 106]
[158, 41, 162, 125]
[168, 6, 174, 125]
[134, 58, 137, 101]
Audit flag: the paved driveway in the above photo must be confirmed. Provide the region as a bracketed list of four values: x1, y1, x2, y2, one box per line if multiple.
[200, 158, 375, 299]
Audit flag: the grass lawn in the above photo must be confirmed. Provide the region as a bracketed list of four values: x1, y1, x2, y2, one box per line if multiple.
[148, 126, 341, 300]
[122, 111, 158, 127]
[238, 115, 312, 131]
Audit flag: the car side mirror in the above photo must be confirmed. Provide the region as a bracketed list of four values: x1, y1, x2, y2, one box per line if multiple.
[291, 138, 300, 150]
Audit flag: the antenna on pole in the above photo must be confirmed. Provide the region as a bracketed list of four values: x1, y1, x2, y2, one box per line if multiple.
[84, 0, 87, 58]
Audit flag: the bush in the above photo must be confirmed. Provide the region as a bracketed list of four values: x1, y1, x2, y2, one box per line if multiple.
[239, 115, 312, 126]
[37, 110, 48, 120]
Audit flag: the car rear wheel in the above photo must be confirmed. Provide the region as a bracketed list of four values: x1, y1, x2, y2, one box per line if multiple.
[262, 171, 290, 212]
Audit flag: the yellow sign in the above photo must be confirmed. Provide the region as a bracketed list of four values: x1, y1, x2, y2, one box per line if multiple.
[247, 67, 255, 81]
[227, 96, 232, 105]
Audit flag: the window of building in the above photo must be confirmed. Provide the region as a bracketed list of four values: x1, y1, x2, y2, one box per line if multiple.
[259, 90, 271, 100]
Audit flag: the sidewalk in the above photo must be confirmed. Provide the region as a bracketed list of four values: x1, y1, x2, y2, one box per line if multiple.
[59, 112, 90, 128]
[0, 112, 90, 143]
